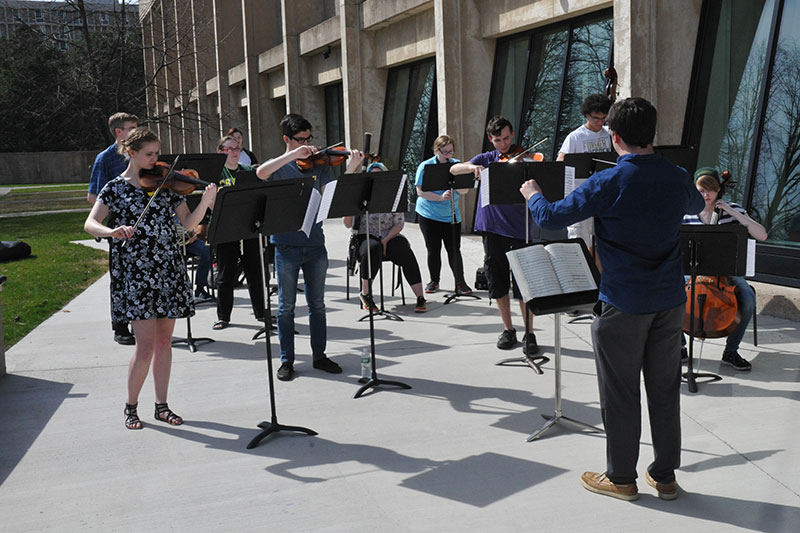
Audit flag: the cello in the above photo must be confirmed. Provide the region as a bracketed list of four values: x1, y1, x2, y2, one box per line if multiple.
[682, 170, 741, 339]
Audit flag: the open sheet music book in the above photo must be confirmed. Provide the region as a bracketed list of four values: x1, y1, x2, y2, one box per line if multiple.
[507, 240, 598, 305]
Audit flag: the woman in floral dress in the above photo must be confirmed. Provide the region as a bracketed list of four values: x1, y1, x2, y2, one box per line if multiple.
[84, 128, 217, 430]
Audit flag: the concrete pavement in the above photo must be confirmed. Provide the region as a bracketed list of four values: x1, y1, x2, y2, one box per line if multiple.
[1, 220, 799, 532]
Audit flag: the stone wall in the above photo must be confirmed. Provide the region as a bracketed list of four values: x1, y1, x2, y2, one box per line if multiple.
[0, 152, 98, 185]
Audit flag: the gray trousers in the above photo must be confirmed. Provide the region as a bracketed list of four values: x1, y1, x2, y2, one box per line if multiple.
[591, 302, 683, 485]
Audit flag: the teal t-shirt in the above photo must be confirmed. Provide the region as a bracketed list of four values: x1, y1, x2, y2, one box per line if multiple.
[414, 155, 462, 223]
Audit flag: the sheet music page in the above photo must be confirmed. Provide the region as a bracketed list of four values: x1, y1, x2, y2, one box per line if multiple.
[392, 174, 407, 212]
[507, 245, 562, 302]
[315, 179, 337, 224]
[564, 166, 576, 196]
[480, 167, 491, 207]
[746, 238, 756, 277]
[545, 242, 598, 293]
[303, 188, 322, 237]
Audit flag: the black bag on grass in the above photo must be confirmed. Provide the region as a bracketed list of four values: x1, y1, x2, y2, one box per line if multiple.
[0, 241, 31, 262]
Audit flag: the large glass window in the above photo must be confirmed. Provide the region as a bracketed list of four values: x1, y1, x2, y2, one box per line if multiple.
[687, 0, 800, 285]
[379, 58, 438, 215]
[486, 10, 613, 160]
[324, 82, 345, 177]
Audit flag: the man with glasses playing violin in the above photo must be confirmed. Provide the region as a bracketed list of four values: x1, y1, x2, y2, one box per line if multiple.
[256, 114, 361, 381]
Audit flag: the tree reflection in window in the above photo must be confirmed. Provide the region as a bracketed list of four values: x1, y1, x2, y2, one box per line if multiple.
[379, 59, 437, 211]
[492, 11, 613, 160]
[751, 1, 800, 243]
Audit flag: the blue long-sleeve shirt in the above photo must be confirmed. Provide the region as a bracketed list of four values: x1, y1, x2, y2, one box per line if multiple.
[527, 153, 704, 314]
[89, 143, 127, 196]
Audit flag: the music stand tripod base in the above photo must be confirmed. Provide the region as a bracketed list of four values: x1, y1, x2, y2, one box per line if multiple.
[354, 375, 412, 399]
[495, 354, 550, 375]
[171, 336, 214, 353]
[528, 412, 604, 442]
[358, 310, 403, 322]
[247, 420, 318, 449]
[443, 291, 481, 305]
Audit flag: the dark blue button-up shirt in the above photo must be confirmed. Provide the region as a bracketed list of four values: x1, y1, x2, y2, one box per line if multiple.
[527, 153, 704, 314]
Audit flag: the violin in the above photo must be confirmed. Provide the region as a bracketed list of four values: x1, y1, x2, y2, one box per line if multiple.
[122, 161, 210, 249]
[682, 170, 741, 338]
[499, 145, 543, 162]
[499, 137, 549, 163]
[296, 146, 380, 171]
[139, 161, 209, 195]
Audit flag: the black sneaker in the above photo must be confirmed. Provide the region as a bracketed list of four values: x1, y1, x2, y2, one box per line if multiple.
[680, 346, 688, 362]
[113, 332, 135, 346]
[497, 328, 518, 350]
[359, 292, 379, 312]
[194, 288, 215, 302]
[414, 296, 427, 313]
[522, 332, 539, 355]
[313, 357, 342, 374]
[721, 351, 752, 371]
[277, 362, 294, 381]
[425, 281, 439, 293]
[456, 281, 473, 295]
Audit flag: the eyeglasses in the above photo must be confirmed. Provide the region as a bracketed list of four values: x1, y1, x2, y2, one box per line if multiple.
[438, 149, 454, 156]
[587, 114, 607, 123]
[221, 146, 241, 153]
[292, 134, 314, 144]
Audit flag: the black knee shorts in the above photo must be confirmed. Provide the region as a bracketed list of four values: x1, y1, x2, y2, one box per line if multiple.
[482, 232, 526, 300]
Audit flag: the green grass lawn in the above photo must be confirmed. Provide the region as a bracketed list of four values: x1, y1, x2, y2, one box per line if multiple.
[0, 184, 89, 215]
[1, 210, 107, 350]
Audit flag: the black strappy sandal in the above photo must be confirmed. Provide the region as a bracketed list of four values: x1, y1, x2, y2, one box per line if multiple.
[125, 402, 143, 430]
[154, 402, 183, 425]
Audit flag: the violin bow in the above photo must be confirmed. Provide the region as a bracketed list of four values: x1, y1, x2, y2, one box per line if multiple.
[508, 136, 550, 162]
[122, 156, 181, 249]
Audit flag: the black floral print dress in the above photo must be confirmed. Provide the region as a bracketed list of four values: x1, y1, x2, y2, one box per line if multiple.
[98, 176, 195, 323]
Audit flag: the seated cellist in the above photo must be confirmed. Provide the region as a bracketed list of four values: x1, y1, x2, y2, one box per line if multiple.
[682, 167, 767, 371]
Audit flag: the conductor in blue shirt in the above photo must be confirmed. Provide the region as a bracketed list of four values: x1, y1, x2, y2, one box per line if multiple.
[521, 97, 704, 501]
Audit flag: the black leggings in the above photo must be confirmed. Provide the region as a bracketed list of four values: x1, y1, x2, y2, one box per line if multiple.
[215, 238, 265, 322]
[417, 215, 466, 284]
[357, 234, 422, 287]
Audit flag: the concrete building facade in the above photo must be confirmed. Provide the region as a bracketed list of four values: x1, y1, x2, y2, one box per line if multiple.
[138, 0, 800, 288]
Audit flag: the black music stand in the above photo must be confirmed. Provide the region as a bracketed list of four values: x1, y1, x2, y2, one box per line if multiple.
[207, 178, 318, 448]
[681, 224, 749, 393]
[171, 237, 214, 352]
[422, 163, 480, 304]
[319, 171, 412, 398]
[655, 145, 698, 175]
[233, 171, 281, 340]
[171, 182, 215, 352]
[561, 152, 617, 324]
[487, 161, 565, 373]
[159, 153, 227, 180]
[508, 239, 605, 441]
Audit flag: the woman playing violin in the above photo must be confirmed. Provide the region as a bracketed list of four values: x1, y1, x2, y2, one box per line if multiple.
[682, 167, 767, 371]
[84, 128, 217, 430]
[212, 135, 265, 330]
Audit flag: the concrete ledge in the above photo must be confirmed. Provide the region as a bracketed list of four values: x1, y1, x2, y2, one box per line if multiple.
[752, 282, 800, 322]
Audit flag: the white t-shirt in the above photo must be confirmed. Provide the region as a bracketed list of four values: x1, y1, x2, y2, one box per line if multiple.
[559, 124, 612, 155]
[560, 125, 612, 247]
[238, 150, 252, 166]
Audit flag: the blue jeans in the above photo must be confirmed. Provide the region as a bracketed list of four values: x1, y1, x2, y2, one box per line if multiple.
[185, 240, 211, 291]
[275, 244, 328, 364]
[682, 275, 755, 353]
